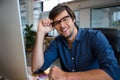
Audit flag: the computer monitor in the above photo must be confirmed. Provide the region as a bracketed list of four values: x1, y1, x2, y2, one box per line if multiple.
[0, 0, 28, 80]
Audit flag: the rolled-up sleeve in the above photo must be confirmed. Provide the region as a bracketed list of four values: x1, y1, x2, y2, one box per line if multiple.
[34, 39, 58, 74]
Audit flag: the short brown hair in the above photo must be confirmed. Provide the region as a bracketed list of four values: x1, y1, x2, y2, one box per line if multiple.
[49, 4, 76, 21]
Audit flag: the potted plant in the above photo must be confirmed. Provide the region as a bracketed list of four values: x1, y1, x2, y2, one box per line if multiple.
[24, 24, 36, 52]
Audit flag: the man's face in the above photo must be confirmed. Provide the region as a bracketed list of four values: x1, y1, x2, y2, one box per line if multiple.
[52, 10, 76, 39]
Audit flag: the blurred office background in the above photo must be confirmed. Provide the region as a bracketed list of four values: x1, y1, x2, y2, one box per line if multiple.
[19, 0, 120, 66]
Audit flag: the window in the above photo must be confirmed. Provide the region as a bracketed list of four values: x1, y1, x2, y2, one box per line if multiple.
[19, 0, 27, 27]
[43, 0, 73, 11]
[33, 1, 43, 29]
[91, 6, 120, 29]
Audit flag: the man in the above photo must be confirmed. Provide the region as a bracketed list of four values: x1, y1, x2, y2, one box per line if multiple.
[32, 4, 120, 80]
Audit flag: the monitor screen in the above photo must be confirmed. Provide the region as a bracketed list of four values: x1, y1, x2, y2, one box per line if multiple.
[0, 0, 28, 80]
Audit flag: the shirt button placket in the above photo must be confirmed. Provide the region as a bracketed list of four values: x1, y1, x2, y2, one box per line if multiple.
[72, 69, 75, 72]
[71, 57, 75, 72]
[72, 57, 74, 60]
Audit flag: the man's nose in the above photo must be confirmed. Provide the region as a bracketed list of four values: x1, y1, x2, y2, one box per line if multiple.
[59, 21, 66, 28]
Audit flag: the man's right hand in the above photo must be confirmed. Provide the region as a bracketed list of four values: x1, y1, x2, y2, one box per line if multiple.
[32, 18, 54, 73]
[37, 18, 54, 35]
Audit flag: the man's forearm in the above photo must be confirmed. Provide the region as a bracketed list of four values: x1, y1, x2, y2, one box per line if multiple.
[31, 32, 45, 73]
[65, 69, 113, 80]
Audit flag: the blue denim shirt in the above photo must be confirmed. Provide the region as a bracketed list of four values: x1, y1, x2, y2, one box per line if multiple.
[36, 28, 120, 79]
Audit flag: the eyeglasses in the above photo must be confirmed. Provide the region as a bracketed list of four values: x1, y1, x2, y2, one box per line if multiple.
[52, 15, 70, 27]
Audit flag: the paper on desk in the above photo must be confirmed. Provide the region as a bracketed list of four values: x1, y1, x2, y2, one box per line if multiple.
[38, 74, 48, 80]
[37, 67, 50, 80]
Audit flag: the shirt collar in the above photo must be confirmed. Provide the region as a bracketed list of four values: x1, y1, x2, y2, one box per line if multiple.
[59, 28, 83, 43]
[75, 28, 83, 41]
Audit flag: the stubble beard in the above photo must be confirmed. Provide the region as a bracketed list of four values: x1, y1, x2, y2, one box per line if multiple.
[65, 27, 74, 40]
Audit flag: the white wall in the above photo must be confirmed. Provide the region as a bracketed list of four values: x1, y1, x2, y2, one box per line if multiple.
[79, 8, 90, 28]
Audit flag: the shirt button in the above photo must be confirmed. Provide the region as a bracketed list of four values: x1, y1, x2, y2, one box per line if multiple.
[72, 57, 74, 60]
[72, 69, 75, 72]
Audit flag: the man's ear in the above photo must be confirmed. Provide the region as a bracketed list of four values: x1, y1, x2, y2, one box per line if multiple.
[73, 19, 76, 23]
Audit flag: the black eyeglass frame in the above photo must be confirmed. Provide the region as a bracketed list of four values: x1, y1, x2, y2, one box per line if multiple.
[51, 15, 70, 27]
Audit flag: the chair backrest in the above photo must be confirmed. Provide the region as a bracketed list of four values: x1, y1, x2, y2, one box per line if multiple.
[93, 28, 120, 64]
